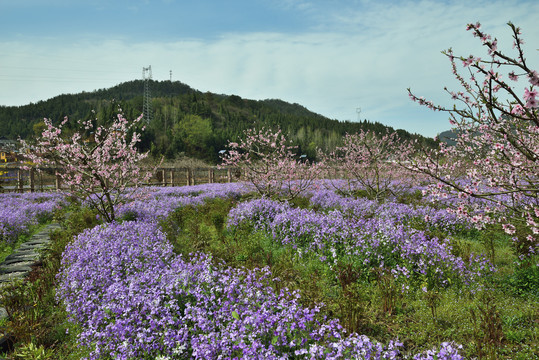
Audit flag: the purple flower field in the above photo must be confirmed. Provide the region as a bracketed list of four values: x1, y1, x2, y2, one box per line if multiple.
[116, 183, 250, 221]
[57, 220, 463, 359]
[52, 183, 478, 359]
[0, 192, 65, 244]
[228, 191, 493, 291]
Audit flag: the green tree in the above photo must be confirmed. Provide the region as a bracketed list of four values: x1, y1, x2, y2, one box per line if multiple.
[32, 120, 47, 138]
[172, 114, 213, 157]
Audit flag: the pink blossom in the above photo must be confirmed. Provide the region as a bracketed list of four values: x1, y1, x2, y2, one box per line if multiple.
[462, 56, 475, 67]
[523, 88, 538, 108]
[524, 88, 537, 101]
[528, 70, 539, 86]
[405, 21, 539, 257]
[527, 97, 538, 108]
[502, 224, 516, 235]
[512, 38, 524, 48]
[21, 113, 152, 222]
[220, 127, 322, 200]
[511, 104, 525, 115]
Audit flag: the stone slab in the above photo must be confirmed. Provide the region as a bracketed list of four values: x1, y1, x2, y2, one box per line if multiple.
[1, 259, 35, 267]
[8, 249, 40, 257]
[3, 253, 40, 262]
[18, 243, 47, 251]
[0, 265, 33, 274]
[24, 238, 50, 245]
[0, 272, 26, 283]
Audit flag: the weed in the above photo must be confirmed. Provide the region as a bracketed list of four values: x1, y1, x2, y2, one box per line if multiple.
[372, 268, 401, 316]
[469, 291, 505, 360]
[288, 195, 311, 209]
[423, 289, 441, 325]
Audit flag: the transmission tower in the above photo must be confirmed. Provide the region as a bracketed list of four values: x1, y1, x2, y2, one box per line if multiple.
[142, 65, 152, 124]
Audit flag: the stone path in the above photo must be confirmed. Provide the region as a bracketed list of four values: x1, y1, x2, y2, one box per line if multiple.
[0, 223, 62, 353]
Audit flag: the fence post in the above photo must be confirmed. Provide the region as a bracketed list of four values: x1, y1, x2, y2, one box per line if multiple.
[29, 168, 35, 193]
[161, 169, 166, 186]
[56, 173, 61, 192]
[169, 170, 174, 187]
[17, 169, 23, 193]
[4, 166, 246, 191]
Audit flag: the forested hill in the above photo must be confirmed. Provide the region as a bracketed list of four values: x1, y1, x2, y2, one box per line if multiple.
[0, 80, 436, 163]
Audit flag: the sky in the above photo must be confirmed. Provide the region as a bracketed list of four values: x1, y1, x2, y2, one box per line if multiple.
[1, 0, 538, 138]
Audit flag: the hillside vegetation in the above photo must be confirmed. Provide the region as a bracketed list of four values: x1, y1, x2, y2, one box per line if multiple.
[0, 80, 436, 163]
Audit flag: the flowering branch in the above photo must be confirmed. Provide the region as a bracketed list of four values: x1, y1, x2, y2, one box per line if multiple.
[321, 130, 415, 201]
[220, 127, 322, 200]
[406, 22, 538, 257]
[21, 113, 153, 222]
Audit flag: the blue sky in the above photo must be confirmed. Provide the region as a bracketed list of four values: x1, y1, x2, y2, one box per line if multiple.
[1, 0, 538, 137]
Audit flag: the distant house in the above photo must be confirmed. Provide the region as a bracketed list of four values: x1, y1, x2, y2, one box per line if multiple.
[0, 150, 19, 163]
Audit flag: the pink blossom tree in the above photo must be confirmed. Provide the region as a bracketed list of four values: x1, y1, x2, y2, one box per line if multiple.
[220, 127, 322, 200]
[22, 113, 153, 222]
[406, 22, 538, 257]
[320, 130, 416, 201]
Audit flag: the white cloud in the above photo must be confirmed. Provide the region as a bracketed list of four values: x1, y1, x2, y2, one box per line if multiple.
[1, 0, 538, 137]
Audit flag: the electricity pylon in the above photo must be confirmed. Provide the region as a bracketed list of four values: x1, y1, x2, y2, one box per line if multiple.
[142, 66, 152, 124]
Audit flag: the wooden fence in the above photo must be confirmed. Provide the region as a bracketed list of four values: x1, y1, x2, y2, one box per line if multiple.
[0, 166, 241, 193]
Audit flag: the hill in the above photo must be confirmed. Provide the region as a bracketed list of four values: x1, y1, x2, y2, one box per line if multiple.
[438, 129, 458, 146]
[0, 80, 437, 163]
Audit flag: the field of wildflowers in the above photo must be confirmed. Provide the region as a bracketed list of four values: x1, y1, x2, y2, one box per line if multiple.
[55, 184, 476, 359]
[228, 192, 494, 292]
[0, 182, 536, 359]
[0, 181, 512, 359]
[0, 192, 64, 245]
